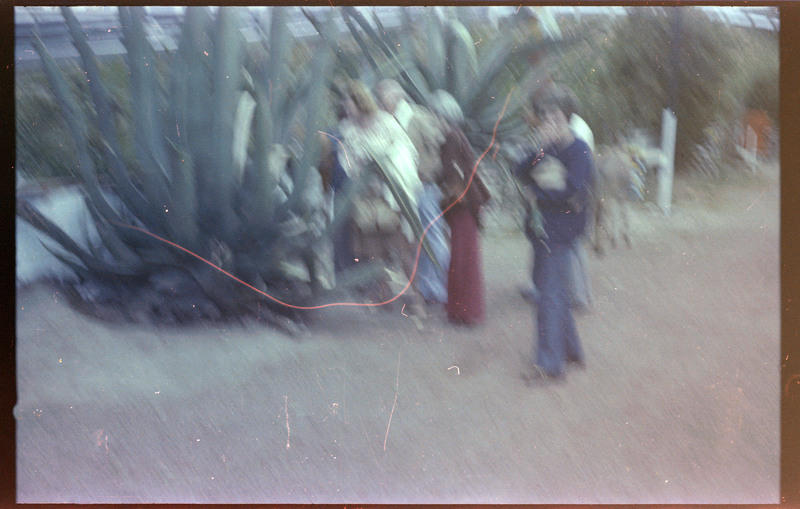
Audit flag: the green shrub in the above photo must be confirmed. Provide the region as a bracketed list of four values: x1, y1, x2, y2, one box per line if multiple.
[16, 55, 140, 181]
[552, 7, 778, 174]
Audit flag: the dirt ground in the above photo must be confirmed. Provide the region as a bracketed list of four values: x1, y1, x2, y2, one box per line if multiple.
[14, 162, 780, 504]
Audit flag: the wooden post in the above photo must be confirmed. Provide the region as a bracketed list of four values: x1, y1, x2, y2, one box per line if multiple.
[657, 108, 677, 216]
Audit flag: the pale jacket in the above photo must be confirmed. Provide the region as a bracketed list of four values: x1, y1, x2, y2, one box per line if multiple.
[338, 110, 422, 209]
[395, 100, 447, 184]
[569, 114, 595, 154]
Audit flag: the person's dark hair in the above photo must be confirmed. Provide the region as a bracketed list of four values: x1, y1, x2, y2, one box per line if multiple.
[346, 79, 378, 116]
[530, 83, 581, 119]
[334, 96, 348, 121]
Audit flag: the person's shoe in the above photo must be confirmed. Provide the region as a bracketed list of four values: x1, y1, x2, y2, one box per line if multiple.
[571, 300, 593, 315]
[519, 284, 538, 304]
[448, 315, 485, 328]
[567, 358, 586, 370]
[571, 292, 595, 313]
[520, 363, 564, 386]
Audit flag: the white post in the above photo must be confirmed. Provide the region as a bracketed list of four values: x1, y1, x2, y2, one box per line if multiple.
[744, 124, 758, 174]
[657, 108, 678, 215]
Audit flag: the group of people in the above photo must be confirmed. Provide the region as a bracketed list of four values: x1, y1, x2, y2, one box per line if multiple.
[318, 77, 596, 386]
[318, 78, 490, 327]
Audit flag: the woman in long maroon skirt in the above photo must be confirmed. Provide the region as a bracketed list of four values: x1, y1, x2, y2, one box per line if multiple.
[430, 91, 491, 326]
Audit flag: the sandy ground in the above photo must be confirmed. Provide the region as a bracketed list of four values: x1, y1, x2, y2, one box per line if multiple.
[15, 162, 779, 504]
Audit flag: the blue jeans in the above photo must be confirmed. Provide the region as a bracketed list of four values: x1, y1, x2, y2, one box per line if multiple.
[532, 239, 585, 376]
[332, 191, 355, 273]
[568, 239, 593, 311]
[416, 183, 450, 303]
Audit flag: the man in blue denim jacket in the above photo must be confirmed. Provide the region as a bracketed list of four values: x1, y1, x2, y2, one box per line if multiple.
[515, 84, 595, 383]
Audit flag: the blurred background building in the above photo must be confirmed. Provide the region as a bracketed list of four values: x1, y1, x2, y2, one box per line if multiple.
[14, 5, 779, 70]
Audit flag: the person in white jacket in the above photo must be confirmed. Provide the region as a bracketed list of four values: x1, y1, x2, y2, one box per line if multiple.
[376, 79, 450, 305]
[337, 79, 426, 317]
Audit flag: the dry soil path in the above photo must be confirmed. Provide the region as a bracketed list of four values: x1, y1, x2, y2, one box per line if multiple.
[15, 162, 779, 504]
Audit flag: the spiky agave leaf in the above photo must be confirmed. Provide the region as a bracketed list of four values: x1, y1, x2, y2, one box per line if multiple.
[59, 7, 150, 228]
[163, 6, 212, 252]
[238, 90, 278, 227]
[17, 199, 142, 278]
[301, 7, 359, 80]
[170, 7, 220, 243]
[265, 6, 294, 121]
[33, 17, 178, 263]
[272, 10, 336, 216]
[241, 50, 274, 178]
[118, 6, 211, 255]
[231, 89, 258, 181]
[233, 9, 342, 306]
[355, 11, 426, 95]
[445, 20, 478, 106]
[83, 199, 146, 268]
[273, 69, 316, 147]
[341, 6, 427, 105]
[206, 7, 245, 242]
[43, 243, 95, 281]
[342, 8, 381, 76]
[463, 31, 543, 116]
[415, 12, 446, 93]
[116, 7, 173, 222]
[164, 138, 200, 251]
[280, 51, 331, 214]
[30, 25, 124, 229]
[472, 66, 546, 139]
[386, 10, 431, 98]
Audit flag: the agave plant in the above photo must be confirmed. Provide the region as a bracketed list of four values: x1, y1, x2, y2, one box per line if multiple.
[16, 6, 385, 332]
